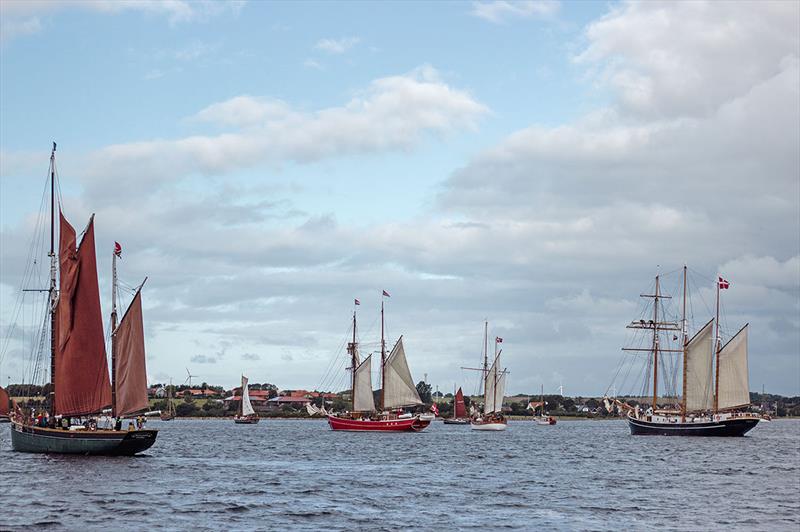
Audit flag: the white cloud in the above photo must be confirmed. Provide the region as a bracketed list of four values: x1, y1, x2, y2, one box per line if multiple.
[314, 36, 361, 54]
[470, 1, 559, 24]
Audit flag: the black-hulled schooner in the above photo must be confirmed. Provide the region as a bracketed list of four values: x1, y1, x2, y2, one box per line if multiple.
[10, 144, 157, 455]
[606, 266, 763, 436]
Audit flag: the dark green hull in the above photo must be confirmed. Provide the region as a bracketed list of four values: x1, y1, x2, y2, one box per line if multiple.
[10, 421, 157, 455]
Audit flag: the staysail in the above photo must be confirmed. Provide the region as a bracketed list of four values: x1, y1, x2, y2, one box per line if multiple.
[483, 357, 498, 414]
[454, 387, 467, 418]
[494, 371, 507, 413]
[114, 290, 149, 417]
[684, 319, 715, 412]
[353, 354, 376, 412]
[241, 375, 255, 416]
[55, 213, 112, 416]
[382, 337, 422, 409]
[717, 324, 750, 410]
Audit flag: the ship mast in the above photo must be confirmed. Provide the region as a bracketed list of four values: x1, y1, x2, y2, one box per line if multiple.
[111, 245, 118, 417]
[680, 265, 688, 421]
[651, 275, 660, 410]
[348, 308, 357, 411]
[380, 297, 386, 412]
[713, 278, 721, 413]
[48, 142, 57, 417]
[482, 320, 488, 395]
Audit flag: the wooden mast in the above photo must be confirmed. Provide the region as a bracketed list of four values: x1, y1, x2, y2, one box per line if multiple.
[111, 244, 118, 418]
[349, 308, 357, 411]
[651, 275, 660, 410]
[380, 297, 386, 412]
[713, 278, 721, 413]
[681, 265, 688, 421]
[48, 142, 57, 417]
[481, 320, 488, 395]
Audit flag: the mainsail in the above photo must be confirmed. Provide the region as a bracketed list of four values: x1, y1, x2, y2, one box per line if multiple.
[717, 324, 750, 410]
[684, 319, 715, 412]
[55, 213, 112, 416]
[454, 387, 467, 418]
[382, 337, 422, 409]
[114, 290, 149, 417]
[353, 354, 376, 412]
[483, 358, 498, 414]
[241, 376, 255, 416]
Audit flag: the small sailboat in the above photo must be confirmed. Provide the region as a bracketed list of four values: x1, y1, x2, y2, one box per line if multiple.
[10, 144, 157, 455]
[606, 266, 763, 436]
[534, 385, 556, 425]
[233, 375, 260, 424]
[160, 382, 176, 421]
[442, 386, 469, 425]
[327, 293, 431, 432]
[469, 323, 508, 431]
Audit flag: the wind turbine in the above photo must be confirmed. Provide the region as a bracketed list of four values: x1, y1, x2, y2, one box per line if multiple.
[185, 367, 199, 388]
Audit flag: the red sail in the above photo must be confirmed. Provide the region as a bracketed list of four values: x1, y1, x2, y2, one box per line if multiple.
[115, 290, 149, 417]
[55, 213, 112, 416]
[0, 386, 9, 416]
[454, 387, 467, 418]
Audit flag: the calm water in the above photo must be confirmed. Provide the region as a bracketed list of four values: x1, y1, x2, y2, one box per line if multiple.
[1, 419, 798, 531]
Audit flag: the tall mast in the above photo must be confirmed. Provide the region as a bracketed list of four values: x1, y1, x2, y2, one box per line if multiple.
[713, 278, 721, 413]
[541, 383, 544, 417]
[481, 320, 488, 395]
[348, 308, 357, 411]
[48, 142, 57, 417]
[651, 275, 660, 410]
[493, 338, 499, 412]
[681, 265, 688, 421]
[380, 298, 386, 411]
[111, 246, 118, 417]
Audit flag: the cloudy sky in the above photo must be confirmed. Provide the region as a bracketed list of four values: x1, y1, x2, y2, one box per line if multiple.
[1, 0, 798, 397]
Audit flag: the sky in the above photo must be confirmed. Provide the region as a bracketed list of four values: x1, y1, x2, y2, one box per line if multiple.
[1, 0, 798, 397]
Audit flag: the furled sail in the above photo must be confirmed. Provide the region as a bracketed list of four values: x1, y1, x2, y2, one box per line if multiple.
[55, 213, 112, 416]
[382, 337, 422, 409]
[483, 358, 498, 414]
[0, 386, 9, 416]
[114, 290, 149, 417]
[717, 324, 750, 410]
[684, 319, 714, 412]
[353, 354, 376, 412]
[241, 375, 255, 416]
[454, 387, 467, 418]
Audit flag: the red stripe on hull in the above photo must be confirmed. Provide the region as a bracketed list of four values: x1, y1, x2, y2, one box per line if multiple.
[327, 415, 431, 432]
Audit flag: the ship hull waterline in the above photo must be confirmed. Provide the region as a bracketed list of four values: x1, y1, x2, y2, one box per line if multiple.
[10, 421, 157, 455]
[233, 417, 260, 424]
[470, 421, 507, 431]
[327, 415, 431, 432]
[442, 418, 470, 425]
[628, 415, 759, 437]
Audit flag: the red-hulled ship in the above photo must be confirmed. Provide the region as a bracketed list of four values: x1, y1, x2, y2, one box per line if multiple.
[327, 293, 430, 432]
[9, 144, 157, 455]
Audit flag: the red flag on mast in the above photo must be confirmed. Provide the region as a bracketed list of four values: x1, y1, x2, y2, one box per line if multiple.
[354, 299, 360, 306]
[114, 241, 122, 257]
[718, 277, 730, 289]
[382, 290, 390, 297]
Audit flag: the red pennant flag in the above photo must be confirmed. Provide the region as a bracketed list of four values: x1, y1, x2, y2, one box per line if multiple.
[114, 241, 122, 257]
[718, 277, 730, 289]
[382, 290, 390, 298]
[354, 298, 360, 306]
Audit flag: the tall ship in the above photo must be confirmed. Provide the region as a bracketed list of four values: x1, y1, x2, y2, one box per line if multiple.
[468, 322, 508, 431]
[233, 375, 260, 424]
[9, 144, 157, 455]
[327, 293, 431, 432]
[605, 266, 763, 436]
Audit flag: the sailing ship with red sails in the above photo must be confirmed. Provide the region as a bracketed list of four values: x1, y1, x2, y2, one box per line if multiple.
[0, 386, 10, 422]
[605, 266, 764, 436]
[9, 144, 157, 455]
[442, 386, 469, 425]
[327, 292, 431, 432]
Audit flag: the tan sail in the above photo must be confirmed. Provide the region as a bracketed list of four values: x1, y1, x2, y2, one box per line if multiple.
[494, 371, 507, 413]
[685, 319, 714, 412]
[114, 290, 149, 417]
[717, 324, 750, 410]
[241, 375, 255, 416]
[382, 337, 422, 409]
[483, 357, 498, 414]
[353, 354, 376, 412]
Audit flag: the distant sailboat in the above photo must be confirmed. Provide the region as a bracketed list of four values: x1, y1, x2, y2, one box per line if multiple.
[442, 386, 469, 425]
[327, 294, 431, 432]
[234, 375, 259, 424]
[160, 381, 176, 421]
[10, 144, 157, 455]
[534, 384, 556, 425]
[469, 322, 508, 431]
[606, 266, 763, 436]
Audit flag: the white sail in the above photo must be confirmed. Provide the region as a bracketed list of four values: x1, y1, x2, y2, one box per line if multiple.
[685, 320, 715, 412]
[353, 354, 376, 412]
[717, 324, 750, 410]
[483, 358, 498, 414]
[493, 371, 507, 413]
[241, 375, 255, 416]
[382, 337, 422, 409]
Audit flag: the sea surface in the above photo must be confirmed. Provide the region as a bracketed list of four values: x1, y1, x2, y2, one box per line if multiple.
[1, 418, 798, 531]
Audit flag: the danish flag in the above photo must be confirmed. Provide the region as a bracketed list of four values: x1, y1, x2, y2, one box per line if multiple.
[718, 277, 730, 289]
[114, 242, 122, 257]
[430, 403, 439, 416]
[354, 299, 360, 306]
